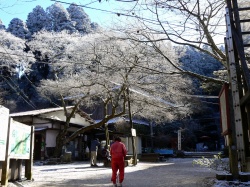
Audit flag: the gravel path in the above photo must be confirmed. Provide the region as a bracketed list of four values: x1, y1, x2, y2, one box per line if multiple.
[8, 158, 218, 187]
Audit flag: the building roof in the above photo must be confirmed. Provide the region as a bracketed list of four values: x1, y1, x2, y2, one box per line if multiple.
[95, 117, 149, 126]
[10, 106, 95, 125]
[10, 106, 74, 117]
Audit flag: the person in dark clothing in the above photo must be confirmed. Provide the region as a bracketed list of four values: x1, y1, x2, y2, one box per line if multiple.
[90, 138, 100, 167]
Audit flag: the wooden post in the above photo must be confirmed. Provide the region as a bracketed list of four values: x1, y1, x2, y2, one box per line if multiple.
[127, 87, 137, 165]
[150, 122, 154, 149]
[225, 8, 246, 172]
[105, 123, 110, 148]
[17, 159, 22, 180]
[228, 133, 239, 178]
[1, 117, 11, 187]
[25, 126, 34, 180]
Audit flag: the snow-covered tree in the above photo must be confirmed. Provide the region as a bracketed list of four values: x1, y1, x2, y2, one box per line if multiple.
[0, 30, 36, 110]
[0, 19, 6, 30]
[45, 2, 76, 32]
[113, 0, 227, 87]
[27, 31, 196, 156]
[67, 3, 99, 34]
[7, 18, 31, 39]
[26, 5, 47, 34]
[0, 30, 35, 75]
[28, 31, 196, 120]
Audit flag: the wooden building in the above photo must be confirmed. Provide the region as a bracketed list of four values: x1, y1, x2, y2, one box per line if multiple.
[10, 106, 95, 160]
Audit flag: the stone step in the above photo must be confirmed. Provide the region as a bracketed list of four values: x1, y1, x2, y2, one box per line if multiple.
[184, 151, 220, 158]
[216, 173, 250, 182]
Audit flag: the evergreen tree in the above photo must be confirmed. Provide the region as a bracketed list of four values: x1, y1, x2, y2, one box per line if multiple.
[67, 3, 97, 34]
[177, 46, 224, 94]
[46, 2, 76, 32]
[26, 5, 47, 34]
[179, 46, 222, 77]
[90, 22, 99, 31]
[7, 18, 31, 39]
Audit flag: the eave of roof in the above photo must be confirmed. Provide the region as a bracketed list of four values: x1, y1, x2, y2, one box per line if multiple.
[10, 106, 95, 124]
[10, 106, 74, 117]
[95, 117, 149, 126]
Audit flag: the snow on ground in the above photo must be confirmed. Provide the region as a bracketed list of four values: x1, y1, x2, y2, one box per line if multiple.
[214, 180, 250, 187]
[5, 158, 250, 187]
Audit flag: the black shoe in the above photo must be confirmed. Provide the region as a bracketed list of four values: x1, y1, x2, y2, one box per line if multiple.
[91, 164, 95, 167]
[94, 164, 98, 167]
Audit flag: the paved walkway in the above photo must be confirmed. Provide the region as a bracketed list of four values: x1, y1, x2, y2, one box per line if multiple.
[8, 158, 218, 187]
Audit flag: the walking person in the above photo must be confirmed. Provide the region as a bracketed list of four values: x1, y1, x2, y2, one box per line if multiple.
[90, 138, 100, 167]
[110, 136, 127, 187]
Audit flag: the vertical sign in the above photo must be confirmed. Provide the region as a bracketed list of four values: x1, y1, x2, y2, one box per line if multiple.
[219, 84, 230, 136]
[0, 105, 9, 161]
[131, 128, 136, 137]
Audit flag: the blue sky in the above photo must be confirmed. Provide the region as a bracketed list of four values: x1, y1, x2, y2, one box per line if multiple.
[0, 0, 130, 27]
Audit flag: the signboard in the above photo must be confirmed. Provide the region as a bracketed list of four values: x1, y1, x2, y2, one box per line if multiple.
[0, 106, 9, 161]
[9, 119, 31, 159]
[178, 130, 181, 150]
[219, 84, 231, 135]
[131, 128, 136, 137]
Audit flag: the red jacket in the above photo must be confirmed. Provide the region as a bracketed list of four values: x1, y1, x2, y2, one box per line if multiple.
[110, 141, 127, 160]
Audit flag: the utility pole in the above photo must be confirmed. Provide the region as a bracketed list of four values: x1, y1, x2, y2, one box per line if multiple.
[105, 123, 109, 149]
[127, 87, 137, 165]
[224, 2, 249, 172]
[150, 122, 154, 149]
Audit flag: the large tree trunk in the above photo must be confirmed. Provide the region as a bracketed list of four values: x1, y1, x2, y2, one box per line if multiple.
[52, 90, 127, 158]
[53, 131, 67, 158]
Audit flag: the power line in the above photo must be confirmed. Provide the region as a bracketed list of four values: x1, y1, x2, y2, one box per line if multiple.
[52, 0, 115, 14]
[182, 95, 218, 99]
[0, 51, 34, 58]
[50, 0, 159, 24]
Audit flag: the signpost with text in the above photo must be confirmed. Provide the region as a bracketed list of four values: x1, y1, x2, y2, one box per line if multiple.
[1, 105, 34, 187]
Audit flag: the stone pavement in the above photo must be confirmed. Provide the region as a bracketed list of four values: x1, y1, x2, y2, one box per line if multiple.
[8, 158, 218, 187]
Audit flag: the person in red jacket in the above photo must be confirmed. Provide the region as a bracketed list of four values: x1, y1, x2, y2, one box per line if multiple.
[110, 136, 127, 187]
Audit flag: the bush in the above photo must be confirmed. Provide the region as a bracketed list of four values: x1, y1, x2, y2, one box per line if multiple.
[192, 152, 229, 172]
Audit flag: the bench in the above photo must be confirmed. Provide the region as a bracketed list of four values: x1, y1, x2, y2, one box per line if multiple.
[154, 149, 174, 157]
